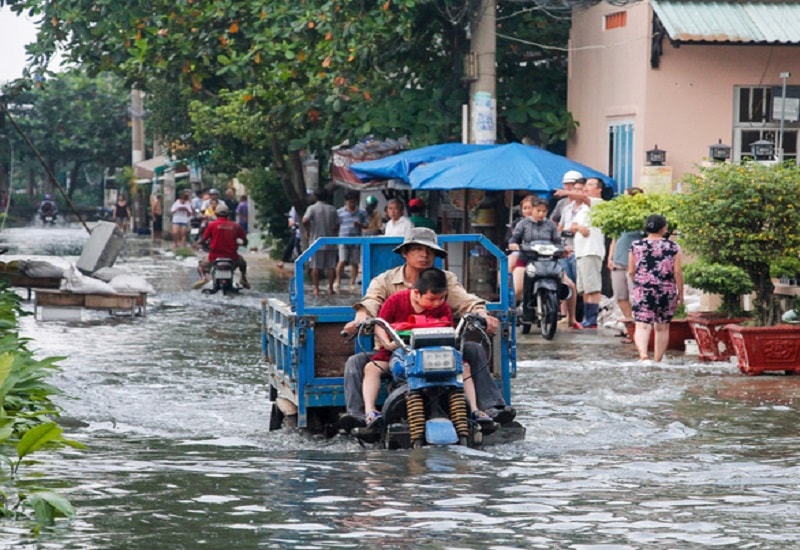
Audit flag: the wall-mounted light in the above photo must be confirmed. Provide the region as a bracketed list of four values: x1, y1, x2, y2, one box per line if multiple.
[645, 145, 666, 166]
[749, 139, 774, 161]
[709, 139, 731, 162]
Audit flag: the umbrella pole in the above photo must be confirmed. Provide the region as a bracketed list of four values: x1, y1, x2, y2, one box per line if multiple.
[463, 189, 470, 290]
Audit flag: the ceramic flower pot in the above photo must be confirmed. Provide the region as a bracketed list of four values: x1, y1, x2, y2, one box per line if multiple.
[687, 312, 746, 362]
[728, 324, 800, 375]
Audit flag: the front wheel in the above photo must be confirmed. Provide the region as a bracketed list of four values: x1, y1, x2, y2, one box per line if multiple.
[539, 289, 559, 340]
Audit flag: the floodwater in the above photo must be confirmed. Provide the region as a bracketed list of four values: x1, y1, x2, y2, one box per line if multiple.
[2, 224, 800, 548]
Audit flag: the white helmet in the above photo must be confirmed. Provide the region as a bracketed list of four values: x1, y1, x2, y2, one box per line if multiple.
[562, 170, 584, 184]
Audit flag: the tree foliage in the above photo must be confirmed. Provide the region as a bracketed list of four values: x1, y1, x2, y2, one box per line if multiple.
[2, 0, 594, 221]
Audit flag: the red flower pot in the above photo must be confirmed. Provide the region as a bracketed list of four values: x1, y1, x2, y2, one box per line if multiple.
[624, 318, 693, 352]
[728, 324, 800, 375]
[687, 312, 746, 362]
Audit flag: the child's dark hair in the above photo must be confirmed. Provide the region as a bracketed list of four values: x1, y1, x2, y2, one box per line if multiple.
[415, 267, 447, 295]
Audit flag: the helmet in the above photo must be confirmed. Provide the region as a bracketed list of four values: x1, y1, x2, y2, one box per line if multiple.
[562, 170, 584, 184]
[408, 198, 424, 210]
[365, 195, 378, 207]
[215, 203, 230, 216]
[44, 194, 52, 200]
[209, 188, 220, 195]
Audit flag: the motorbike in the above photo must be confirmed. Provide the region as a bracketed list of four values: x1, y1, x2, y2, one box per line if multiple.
[348, 314, 494, 449]
[201, 257, 240, 296]
[518, 240, 571, 339]
[39, 206, 57, 226]
[189, 216, 203, 242]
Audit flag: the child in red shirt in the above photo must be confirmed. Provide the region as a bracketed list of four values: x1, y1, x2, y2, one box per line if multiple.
[362, 267, 491, 429]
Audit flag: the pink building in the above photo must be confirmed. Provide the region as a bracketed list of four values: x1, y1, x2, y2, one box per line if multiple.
[567, 0, 800, 193]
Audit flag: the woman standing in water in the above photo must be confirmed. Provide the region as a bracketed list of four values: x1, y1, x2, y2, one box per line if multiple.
[628, 214, 683, 364]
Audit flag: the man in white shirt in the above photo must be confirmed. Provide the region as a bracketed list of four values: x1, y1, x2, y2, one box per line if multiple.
[567, 177, 606, 328]
[383, 198, 413, 237]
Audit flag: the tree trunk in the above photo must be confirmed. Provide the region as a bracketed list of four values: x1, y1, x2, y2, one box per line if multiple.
[752, 265, 777, 326]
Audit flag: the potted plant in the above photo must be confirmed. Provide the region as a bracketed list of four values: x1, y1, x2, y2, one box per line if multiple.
[682, 261, 752, 361]
[677, 162, 800, 374]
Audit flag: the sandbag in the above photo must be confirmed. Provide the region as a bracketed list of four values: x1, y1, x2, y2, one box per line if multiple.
[92, 266, 129, 282]
[60, 265, 116, 294]
[21, 260, 65, 279]
[108, 275, 155, 295]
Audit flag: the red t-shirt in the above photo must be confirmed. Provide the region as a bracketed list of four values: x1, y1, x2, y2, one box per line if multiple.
[202, 218, 248, 262]
[371, 289, 453, 362]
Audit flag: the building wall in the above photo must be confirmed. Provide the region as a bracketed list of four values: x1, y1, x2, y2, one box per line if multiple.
[568, 1, 800, 187]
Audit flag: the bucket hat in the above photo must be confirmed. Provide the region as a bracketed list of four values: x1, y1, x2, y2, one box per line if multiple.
[393, 227, 447, 258]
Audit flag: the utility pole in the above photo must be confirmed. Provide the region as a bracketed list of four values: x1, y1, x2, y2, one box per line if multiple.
[468, 0, 496, 145]
[131, 87, 145, 167]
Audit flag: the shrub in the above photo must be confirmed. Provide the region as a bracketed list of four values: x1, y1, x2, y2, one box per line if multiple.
[591, 191, 680, 239]
[683, 261, 753, 318]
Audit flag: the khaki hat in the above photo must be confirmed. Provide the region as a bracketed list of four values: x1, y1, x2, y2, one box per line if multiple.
[393, 227, 447, 258]
[215, 203, 230, 216]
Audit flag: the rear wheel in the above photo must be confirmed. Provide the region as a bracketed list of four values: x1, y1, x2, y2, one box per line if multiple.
[539, 290, 559, 340]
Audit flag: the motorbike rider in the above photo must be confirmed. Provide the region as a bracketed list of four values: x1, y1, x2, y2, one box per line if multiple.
[38, 194, 58, 221]
[195, 202, 250, 289]
[508, 196, 577, 328]
[361, 266, 494, 432]
[339, 227, 516, 431]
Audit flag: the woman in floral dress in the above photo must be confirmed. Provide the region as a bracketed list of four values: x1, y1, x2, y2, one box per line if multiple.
[628, 214, 683, 364]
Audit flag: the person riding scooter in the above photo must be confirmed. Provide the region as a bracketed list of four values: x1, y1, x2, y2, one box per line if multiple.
[38, 194, 58, 224]
[195, 202, 250, 289]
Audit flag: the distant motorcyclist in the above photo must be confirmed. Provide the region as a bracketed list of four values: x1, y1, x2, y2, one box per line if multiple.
[38, 194, 58, 224]
[196, 203, 250, 289]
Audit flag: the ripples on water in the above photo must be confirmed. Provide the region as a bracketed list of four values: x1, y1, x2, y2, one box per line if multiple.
[3, 225, 800, 548]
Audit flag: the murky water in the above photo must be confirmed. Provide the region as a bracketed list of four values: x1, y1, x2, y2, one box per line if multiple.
[2, 225, 800, 548]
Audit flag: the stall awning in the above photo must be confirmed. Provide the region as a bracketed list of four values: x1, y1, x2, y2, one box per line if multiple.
[134, 155, 172, 179]
[651, 0, 800, 44]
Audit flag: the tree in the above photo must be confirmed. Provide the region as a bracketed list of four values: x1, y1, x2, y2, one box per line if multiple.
[677, 163, 800, 326]
[5, 70, 130, 201]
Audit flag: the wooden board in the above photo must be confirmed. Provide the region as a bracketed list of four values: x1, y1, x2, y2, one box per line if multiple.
[34, 289, 147, 317]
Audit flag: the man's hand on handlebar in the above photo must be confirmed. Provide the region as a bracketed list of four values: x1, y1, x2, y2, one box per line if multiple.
[342, 309, 370, 336]
[476, 311, 499, 336]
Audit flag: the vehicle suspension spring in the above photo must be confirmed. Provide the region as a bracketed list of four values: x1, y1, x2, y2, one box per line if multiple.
[406, 392, 425, 443]
[448, 389, 469, 438]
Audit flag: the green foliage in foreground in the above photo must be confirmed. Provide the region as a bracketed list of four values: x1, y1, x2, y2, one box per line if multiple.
[0, 286, 85, 532]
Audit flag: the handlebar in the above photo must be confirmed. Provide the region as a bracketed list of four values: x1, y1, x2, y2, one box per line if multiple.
[342, 313, 489, 346]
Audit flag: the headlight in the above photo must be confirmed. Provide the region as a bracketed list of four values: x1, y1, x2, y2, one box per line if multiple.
[525, 263, 537, 277]
[421, 350, 456, 372]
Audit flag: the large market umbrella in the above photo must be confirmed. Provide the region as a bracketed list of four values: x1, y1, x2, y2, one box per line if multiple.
[408, 142, 615, 195]
[349, 143, 497, 183]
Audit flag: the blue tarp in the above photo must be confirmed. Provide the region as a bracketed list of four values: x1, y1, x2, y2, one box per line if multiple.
[349, 143, 497, 183]
[408, 143, 615, 196]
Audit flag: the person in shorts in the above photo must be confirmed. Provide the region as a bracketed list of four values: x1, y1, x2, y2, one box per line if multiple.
[302, 188, 339, 296]
[335, 190, 367, 291]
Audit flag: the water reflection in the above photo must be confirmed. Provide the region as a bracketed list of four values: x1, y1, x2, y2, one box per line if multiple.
[1, 225, 800, 547]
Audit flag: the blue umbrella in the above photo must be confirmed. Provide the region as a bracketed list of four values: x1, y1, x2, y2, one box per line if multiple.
[350, 143, 497, 183]
[409, 142, 615, 195]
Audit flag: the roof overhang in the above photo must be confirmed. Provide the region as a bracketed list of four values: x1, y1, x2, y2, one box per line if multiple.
[651, 0, 800, 45]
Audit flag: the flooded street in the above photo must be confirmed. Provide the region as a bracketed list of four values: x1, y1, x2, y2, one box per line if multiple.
[3, 224, 800, 548]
